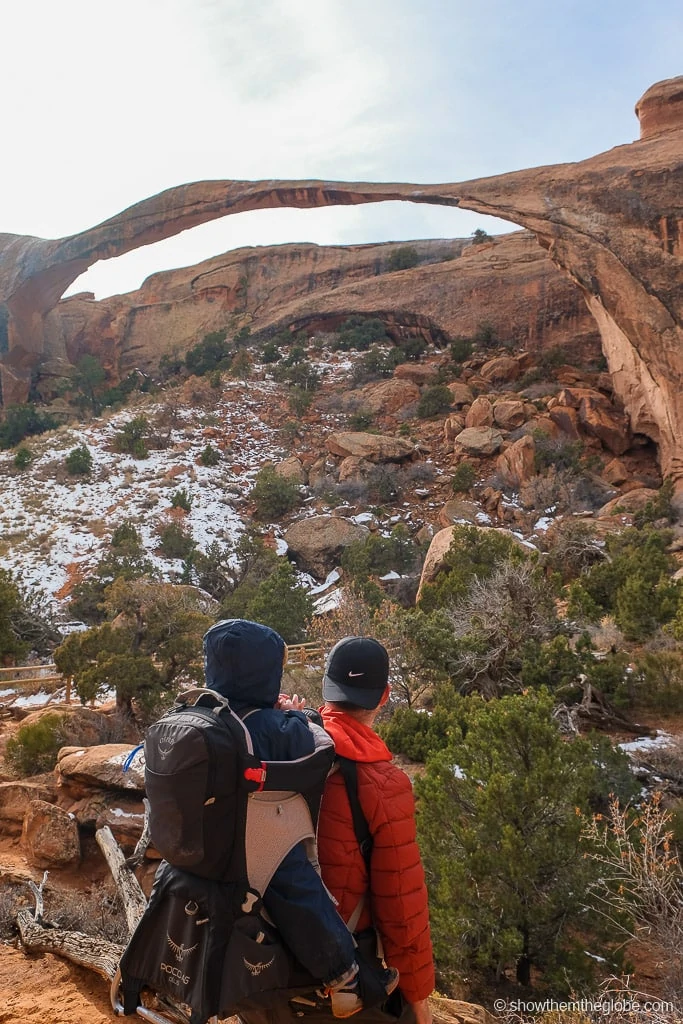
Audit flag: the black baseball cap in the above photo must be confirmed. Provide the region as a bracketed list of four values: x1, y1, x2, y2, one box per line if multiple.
[322, 637, 390, 709]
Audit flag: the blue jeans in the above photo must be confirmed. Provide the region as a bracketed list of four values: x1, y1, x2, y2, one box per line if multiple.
[263, 842, 356, 986]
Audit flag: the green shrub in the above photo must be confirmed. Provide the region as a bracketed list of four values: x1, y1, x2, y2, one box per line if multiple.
[341, 526, 419, 585]
[633, 478, 676, 527]
[352, 345, 401, 384]
[388, 246, 419, 271]
[417, 385, 453, 419]
[157, 522, 196, 560]
[170, 487, 192, 512]
[5, 713, 68, 776]
[0, 404, 57, 449]
[199, 444, 221, 467]
[533, 432, 584, 473]
[13, 446, 32, 470]
[347, 411, 373, 431]
[567, 526, 680, 640]
[472, 321, 497, 349]
[631, 649, 683, 711]
[65, 444, 93, 476]
[261, 341, 281, 364]
[229, 350, 253, 379]
[449, 337, 473, 364]
[110, 520, 142, 550]
[185, 330, 231, 376]
[333, 317, 389, 352]
[113, 415, 149, 458]
[416, 689, 622, 990]
[471, 228, 493, 244]
[397, 337, 427, 362]
[288, 388, 313, 417]
[250, 466, 302, 520]
[245, 561, 313, 643]
[451, 462, 476, 493]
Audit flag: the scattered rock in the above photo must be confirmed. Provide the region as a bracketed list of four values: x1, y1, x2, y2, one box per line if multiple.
[496, 435, 536, 488]
[438, 499, 482, 528]
[603, 458, 630, 486]
[493, 398, 527, 430]
[479, 355, 520, 383]
[454, 426, 504, 456]
[360, 378, 420, 415]
[443, 413, 466, 441]
[21, 798, 81, 868]
[338, 456, 373, 483]
[274, 457, 306, 484]
[393, 363, 438, 386]
[0, 780, 56, 834]
[327, 431, 415, 462]
[57, 744, 146, 794]
[284, 515, 369, 578]
[447, 382, 474, 407]
[465, 396, 494, 428]
[555, 387, 631, 454]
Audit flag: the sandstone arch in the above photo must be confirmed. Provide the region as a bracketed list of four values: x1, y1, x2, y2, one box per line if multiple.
[1, 76, 681, 483]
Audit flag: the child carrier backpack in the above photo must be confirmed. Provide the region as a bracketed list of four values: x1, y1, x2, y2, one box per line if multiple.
[115, 687, 336, 1024]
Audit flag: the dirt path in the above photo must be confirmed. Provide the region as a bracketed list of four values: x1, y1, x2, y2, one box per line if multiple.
[0, 945, 113, 1024]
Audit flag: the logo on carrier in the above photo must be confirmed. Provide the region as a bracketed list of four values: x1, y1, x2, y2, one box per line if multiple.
[244, 955, 276, 977]
[167, 934, 199, 962]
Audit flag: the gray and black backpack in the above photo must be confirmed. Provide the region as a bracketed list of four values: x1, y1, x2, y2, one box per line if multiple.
[116, 687, 336, 1024]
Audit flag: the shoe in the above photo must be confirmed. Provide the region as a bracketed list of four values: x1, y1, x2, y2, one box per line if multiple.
[330, 966, 400, 1019]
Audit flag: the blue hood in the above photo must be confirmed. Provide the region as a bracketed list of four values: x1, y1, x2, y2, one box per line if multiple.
[202, 619, 285, 709]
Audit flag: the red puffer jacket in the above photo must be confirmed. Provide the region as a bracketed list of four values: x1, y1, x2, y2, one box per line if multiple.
[316, 708, 435, 1003]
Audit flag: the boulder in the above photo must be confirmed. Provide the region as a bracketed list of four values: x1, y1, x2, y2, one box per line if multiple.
[96, 798, 147, 847]
[603, 458, 630, 486]
[555, 387, 631, 454]
[284, 516, 369, 578]
[479, 355, 520, 384]
[597, 487, 660, 518]
[496, 435, 537, 488]
[21, 799, 80, 868]
[326, 432, 414, 462]
[548, 404, 582, 439]
[493, 399, 527, 430]
[0, 780, 56, 834]
[443, 413, 466, 441]
[338, 456, 373, 483]
[454, 426, 504, 456]
[274, 457, 306, 484]
[19, 705, 112, 748]
[361, 379, 420, 415]
[56, 744, 146, 794]
[447, 382, 474, 407]
[465, 397, 494, 428]
[393, 363, 438, 386]
[438, 499, 482, 528]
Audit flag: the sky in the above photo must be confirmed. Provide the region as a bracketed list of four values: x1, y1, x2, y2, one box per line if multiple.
[2, 0, 681, 299]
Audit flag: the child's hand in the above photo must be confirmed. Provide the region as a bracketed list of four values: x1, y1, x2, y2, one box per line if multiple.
[277, 692, 306, 711]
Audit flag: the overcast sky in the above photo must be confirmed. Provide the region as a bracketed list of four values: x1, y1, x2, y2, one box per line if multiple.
[3, 0, 681, 298]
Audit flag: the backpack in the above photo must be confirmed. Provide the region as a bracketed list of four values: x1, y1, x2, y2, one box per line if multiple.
[117, 687, 336, 1023]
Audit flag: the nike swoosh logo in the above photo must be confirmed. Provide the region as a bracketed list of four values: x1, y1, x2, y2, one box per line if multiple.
[348, 671, 364, 677]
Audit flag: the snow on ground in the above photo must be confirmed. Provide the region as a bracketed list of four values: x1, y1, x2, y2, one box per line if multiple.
[0, 380, 288, 604]
[618, 733, 675, 754]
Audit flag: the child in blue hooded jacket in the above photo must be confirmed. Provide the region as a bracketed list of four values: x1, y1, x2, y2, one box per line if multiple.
[203, 618, 394, 1017]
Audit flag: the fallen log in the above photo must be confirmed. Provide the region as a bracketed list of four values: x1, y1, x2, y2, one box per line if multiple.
[16, 908, 123, 981]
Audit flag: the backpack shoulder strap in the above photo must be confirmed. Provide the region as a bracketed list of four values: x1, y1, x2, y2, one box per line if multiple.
[336, 755, 373, 872]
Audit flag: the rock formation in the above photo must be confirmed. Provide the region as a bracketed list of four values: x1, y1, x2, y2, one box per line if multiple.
[0, 76, 681, 482]
[37, 232, 598, 395]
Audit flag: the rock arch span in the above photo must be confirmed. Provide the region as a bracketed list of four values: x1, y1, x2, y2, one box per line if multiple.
[0, 76, 682, 483]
